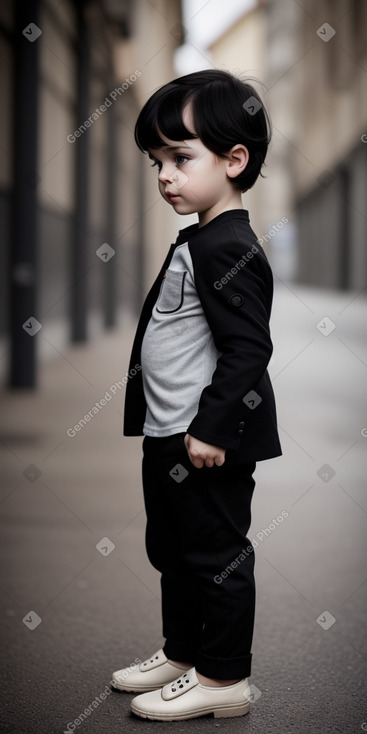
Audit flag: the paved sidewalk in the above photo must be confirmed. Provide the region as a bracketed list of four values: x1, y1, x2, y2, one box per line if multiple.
[0, 281, 366, 733]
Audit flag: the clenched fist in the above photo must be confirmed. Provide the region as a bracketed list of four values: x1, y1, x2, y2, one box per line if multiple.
[183, 433, 226, 469]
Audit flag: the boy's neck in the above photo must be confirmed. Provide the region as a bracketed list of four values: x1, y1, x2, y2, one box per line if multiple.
[198, 195, 245, 228]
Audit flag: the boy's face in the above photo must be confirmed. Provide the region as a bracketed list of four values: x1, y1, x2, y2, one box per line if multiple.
[148, 105, 245, 226]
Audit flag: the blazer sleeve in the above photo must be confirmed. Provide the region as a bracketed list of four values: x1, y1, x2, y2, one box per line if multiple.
[187, 238, 274, 450]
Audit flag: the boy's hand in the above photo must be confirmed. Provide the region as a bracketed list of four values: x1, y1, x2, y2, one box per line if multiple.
[183, 433, 226, 469]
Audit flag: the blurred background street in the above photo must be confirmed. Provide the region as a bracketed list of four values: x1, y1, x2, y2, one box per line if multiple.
[0, 0, 366, 732]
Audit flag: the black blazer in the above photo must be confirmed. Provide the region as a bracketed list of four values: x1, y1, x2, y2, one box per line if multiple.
[123, 210, 282, 464]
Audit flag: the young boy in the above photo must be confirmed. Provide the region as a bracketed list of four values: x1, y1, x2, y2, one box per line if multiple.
[112, 69, 282, 721]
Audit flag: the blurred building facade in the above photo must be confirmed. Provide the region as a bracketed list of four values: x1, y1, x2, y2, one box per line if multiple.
[290, 0, 367, 291]
[208, 0, 367, 290]
[0, 0, 182, 387]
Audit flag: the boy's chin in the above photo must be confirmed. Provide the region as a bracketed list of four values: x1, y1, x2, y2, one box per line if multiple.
[167, 200, 196, 214]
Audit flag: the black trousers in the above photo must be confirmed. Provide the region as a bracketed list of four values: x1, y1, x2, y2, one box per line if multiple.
[141, 431, 257, 680]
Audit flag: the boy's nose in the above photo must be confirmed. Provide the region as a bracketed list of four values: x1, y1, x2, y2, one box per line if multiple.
[158, 164, 175, 183]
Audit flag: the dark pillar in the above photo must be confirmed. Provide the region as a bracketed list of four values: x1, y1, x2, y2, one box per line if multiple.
[71, 0, 90, 342]
[9, 0, 40, 387]
[104, 87, 117, 328]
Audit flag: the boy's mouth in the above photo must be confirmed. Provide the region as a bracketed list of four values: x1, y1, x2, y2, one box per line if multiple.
[165, 192, 181, 201]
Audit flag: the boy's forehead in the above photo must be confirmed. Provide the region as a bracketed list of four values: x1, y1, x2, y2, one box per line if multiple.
[182, 101, 195, 131]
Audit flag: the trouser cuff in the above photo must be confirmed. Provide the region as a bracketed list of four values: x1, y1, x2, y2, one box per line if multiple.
[162, 640, 199, 665]
[195, 652, 252, 680]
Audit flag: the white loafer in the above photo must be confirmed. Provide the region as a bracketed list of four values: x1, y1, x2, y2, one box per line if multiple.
[130, 666, 251, 720]
[111, 648, 192, 692]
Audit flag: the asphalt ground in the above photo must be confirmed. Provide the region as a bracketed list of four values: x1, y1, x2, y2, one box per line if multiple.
[0, 280, 366, 733]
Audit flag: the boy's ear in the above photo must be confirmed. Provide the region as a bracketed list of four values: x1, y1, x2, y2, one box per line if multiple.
[225, 145, 249, 179]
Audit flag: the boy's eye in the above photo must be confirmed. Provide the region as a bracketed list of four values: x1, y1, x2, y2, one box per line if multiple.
[150, 155, 188, 170]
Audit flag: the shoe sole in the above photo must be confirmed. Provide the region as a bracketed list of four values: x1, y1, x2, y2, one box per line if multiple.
[131, 702, 250, 720]
[111, 680, 165, 693]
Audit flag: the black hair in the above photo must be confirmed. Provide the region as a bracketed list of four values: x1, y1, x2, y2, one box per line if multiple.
[134, 69, 272, 192]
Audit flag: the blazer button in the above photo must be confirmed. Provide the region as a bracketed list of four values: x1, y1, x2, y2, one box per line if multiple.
[238, 428, 244, 435]
[238, 421, 245, 427]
